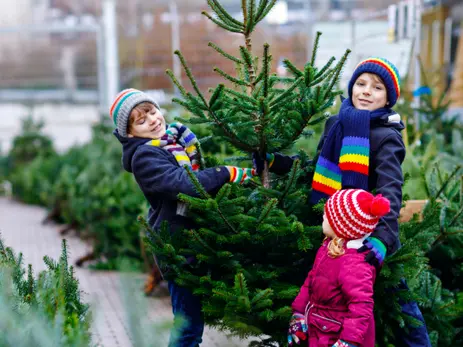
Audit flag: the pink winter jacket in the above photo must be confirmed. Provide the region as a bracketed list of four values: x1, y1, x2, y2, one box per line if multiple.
[291, 241, 376, 346]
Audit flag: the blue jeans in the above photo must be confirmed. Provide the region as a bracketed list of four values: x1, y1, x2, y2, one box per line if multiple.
[396, 279, 432, 347]
[168, 281, 204, 347]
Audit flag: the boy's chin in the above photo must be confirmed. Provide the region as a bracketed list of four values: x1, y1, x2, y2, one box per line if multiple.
[150, 130, 166, 139]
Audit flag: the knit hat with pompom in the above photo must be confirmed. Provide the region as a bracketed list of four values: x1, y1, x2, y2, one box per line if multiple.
[324, 189, 390, 240]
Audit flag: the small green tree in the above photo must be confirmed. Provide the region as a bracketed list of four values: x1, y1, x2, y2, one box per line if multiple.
[0, 237, 91, 346]
[142, 1, 461, 345]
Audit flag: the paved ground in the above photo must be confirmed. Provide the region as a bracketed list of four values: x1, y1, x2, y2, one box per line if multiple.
[0, 197, 250, 347]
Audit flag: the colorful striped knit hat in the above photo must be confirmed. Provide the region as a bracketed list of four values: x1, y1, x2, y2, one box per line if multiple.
[109, 88, 160, 137]
[325, 189, 390, 240]
[348, 57, 401, 107]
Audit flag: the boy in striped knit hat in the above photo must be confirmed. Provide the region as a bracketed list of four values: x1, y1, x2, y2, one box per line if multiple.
[289, 189, 391, 347]
[254, 58, 431, 345]
[110, 88, 256, 347]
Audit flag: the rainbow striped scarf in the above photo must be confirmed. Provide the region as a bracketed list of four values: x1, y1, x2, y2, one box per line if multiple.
[146, 122, 200, 172]
[310, 98, 391, 204]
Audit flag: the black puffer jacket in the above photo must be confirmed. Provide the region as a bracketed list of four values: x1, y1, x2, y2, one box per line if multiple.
[114, 130, 230, 232]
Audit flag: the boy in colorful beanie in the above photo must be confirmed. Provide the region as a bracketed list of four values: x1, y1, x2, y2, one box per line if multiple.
[255, 58, 431, 345]
[111, 88, 256, 347]
[289, 189, 390, 347]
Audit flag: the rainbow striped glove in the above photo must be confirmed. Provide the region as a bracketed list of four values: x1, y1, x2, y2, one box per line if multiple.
[287, 313, 307, 346]
[226, 167, 257, 184]
[332, 339, 357, 347]
[358, 237, 387, 269]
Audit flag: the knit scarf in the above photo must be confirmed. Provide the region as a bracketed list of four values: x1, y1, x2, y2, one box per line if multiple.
[146, 122, 200, 171]
[310, 98, 392, 204]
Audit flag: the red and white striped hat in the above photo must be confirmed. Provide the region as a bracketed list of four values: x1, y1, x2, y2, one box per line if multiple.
[324, 189, 391, 240]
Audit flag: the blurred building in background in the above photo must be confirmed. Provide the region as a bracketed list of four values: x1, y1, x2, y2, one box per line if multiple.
[0, 0, 461, 152]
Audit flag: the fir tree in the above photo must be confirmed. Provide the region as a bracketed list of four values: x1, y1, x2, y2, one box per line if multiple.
[143, 1, 462, 346]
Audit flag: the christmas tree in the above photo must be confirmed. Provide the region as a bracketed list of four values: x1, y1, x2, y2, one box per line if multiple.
[144, 1, 462, 346]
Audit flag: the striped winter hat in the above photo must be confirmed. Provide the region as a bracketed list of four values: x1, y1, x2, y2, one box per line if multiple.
[325, 189, 390, 240]
[109, 88, 160, 137]
[348, 57, 401, 107]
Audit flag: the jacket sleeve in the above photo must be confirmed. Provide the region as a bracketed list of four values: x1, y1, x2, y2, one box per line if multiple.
[339, 256, 376, 345]
[132, 146, 230, 200]
[370, 132, 406, 255]
[291, 271, 312, 314]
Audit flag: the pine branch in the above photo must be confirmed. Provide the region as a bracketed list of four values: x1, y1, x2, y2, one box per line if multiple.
[202, 11, 244, 33]
[283, 59, 303, 78]
[187, 230, 217, 254]
[304, 65, 315, 87]
[255, 0, 278, 23]
[310, 68, 335, 87]
[216, 205, 239, 234]
[434, 165, 461, 200]
[222, 97, 258, 113]
[327, 49, 351, 91]
[278, 160, 301, 206]
[208, 0, 244, 27]
[269, 77, 303, 108]
[239, 46, 256, 85]
[207, 0, 244, 31]
[166, 70, 189, 98]
[184, 166, 211, 199]
[208, 42, 243, 64]
[310, 31, 322, 66]
[262, 43, 270, 97]
[224, 87, 258, 105]
[257, 198, 278, 225]
[209, 84, 225, 107]
[214, 67, 250, 87]
[449, 205, 463, 227]
[314, 57, 336, 79]
[175, 51, 209, 107]
[245, 0, 256, 35]
[207, 109, 256, 151]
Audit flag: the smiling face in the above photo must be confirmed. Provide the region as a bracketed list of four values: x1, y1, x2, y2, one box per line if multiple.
[351, 72, 388, 111]
[127, 102, 166, 139]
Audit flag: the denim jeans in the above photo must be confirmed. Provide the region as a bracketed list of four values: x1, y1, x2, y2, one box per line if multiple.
[168, 281, 204, 347]
[396, 279, 432, 347]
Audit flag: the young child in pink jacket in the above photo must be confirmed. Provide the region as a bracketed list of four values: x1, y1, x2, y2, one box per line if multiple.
[288, 189, 390, 347]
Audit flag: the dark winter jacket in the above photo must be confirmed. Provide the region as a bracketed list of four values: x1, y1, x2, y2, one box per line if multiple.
[114, 130, 230, 232]
[271, 113, 406, 255]
[292, 240, 376, 346]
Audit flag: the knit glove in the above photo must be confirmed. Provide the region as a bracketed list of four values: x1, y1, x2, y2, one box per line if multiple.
[332, 339, 357, 347]
[287, 313, 308, 346]
[252, 152, 275, 175]
[226, 166, 257, 184]
[357, 236, 387, 269]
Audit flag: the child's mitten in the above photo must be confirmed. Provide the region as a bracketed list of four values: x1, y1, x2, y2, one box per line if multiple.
[252, 152, 275, 175]
[226, 166, 257, 184]
[357, 236, 387, 269]
[287, 313, 308, 346]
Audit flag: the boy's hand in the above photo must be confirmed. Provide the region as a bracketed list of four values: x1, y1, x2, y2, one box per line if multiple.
[252, 152, 275, 175]
[332, 339, 357, 347]
[226, 166, 257, 184]
[357, 237, 387, 269]
[287, 313, 307, 346]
